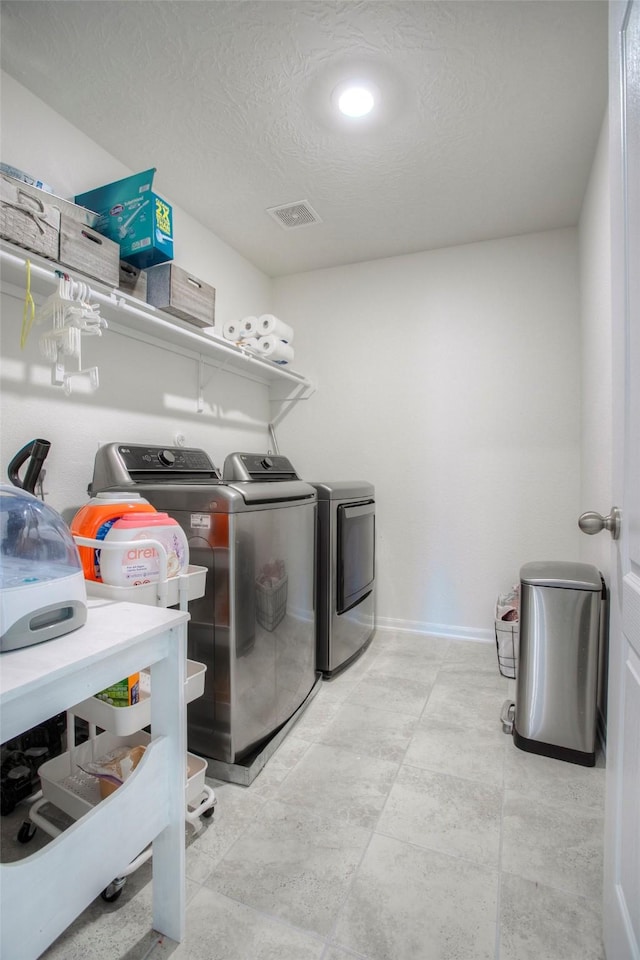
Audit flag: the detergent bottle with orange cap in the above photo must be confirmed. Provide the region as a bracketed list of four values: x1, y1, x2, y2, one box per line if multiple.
[70, 492, 157, 582]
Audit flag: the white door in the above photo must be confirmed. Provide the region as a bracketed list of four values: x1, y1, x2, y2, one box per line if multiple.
[604, 3, 640, 958]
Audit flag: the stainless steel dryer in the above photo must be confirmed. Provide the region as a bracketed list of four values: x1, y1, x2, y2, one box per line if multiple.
[89, 443, 319, 781]
[310, 482, 376, 677]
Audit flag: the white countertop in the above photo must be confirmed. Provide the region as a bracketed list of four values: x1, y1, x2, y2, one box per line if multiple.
[0, 598, 188, 722]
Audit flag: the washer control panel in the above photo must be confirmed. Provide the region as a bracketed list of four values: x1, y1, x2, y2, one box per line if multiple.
[116, 445, 216, 473]
[90, 443, 221, 492]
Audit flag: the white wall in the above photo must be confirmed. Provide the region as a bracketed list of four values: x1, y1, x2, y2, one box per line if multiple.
[274, 230, 582, 638]
[0, 74, 276, 520]
[578, 112, 612, 580]
[1, 73, 593, 641]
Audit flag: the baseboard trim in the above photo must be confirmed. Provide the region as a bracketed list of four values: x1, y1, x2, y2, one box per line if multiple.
[374, 617, 493, 644]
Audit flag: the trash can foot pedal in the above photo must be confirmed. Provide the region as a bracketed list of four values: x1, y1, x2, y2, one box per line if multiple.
[500, 700, 515, 734]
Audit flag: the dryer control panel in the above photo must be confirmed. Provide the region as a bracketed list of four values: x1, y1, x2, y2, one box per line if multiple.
[223, 452, 300, 483]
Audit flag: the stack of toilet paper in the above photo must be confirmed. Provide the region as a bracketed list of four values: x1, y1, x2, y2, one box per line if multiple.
[222, 314, 295, 365]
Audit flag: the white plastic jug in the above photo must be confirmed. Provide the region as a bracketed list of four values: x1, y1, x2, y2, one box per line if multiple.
[99, 512, 189, 586]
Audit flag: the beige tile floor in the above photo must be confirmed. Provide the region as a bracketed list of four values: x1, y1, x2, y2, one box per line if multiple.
[2, 631, 606, 960]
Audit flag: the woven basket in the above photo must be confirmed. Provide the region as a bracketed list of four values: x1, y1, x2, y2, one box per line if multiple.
[0, 175, 60, 259]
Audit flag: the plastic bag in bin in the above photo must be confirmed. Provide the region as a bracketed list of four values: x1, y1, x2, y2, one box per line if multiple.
[80, 744, 146, 799]
[496, 585, 520, 622]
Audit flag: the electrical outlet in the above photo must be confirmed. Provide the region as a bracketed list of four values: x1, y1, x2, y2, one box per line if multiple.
[174, 433, 186, 447]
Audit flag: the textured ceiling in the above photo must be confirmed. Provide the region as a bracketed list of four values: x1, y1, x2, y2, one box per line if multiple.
[0, 0, 608, 278]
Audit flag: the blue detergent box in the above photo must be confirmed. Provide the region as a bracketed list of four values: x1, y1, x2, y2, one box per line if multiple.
[75, 168, 174, 269]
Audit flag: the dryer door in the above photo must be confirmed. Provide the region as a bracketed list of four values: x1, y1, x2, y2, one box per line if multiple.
[337, 500, 375, 615]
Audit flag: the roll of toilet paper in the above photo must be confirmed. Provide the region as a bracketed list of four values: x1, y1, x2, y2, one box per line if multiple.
[239, 337, 260, 353]
[259, 336, 295, 364]
[222, 320, 242, 341]
[257, 314, 293, 342]
[240, 315, 258, 336]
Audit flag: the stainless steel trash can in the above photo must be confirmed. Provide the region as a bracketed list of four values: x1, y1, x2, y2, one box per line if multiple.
[513, 561, 603, 767]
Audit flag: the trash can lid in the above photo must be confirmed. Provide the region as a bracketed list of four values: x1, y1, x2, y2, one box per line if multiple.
[520, 561, 602, 591]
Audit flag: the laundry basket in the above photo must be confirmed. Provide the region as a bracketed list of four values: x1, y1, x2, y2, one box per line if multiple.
[495, 619, 519, 679]
[255, 574, 288, 632]
[494, 586, 520, 679]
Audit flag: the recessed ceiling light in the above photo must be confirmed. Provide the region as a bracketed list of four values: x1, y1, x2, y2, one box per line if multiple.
[331, 79, 380, 119]
[337, 85, 376, 117]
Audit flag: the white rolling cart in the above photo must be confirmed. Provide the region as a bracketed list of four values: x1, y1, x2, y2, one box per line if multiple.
[17, 536, 216, 904]
[1, 600, 189, 960]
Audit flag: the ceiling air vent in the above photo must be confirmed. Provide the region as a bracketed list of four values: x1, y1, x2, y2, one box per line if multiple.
[266, 200, 322, 230]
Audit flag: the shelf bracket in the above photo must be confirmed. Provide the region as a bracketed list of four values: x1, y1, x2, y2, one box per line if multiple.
[269, 379, 316, 428]
[196, 355, 224, 413]
[268, 423, 280, 454]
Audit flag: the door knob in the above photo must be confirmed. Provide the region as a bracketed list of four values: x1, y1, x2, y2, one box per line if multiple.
[578, 507, 621, 540]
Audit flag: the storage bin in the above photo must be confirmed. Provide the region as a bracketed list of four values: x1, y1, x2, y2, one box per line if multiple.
[118, 261, 147, 300]
[50, 196, 100, 228]
[38, 729, 207, 819]
[84, 563, 207, 607]
[58, 215, 120, 287]
[73, 659, 207, 736]
[0, 173, 60, 260]
[146, 262, 215, 328]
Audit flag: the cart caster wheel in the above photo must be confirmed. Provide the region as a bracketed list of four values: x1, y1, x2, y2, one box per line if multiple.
[202, 805, 215, 819]
[17, 821, 37, 844]
[101, 879, 126, 903]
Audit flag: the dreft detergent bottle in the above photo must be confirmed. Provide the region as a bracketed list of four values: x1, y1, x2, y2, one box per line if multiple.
[99, 513, 189, 586]
[70, 493, 157, 582]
